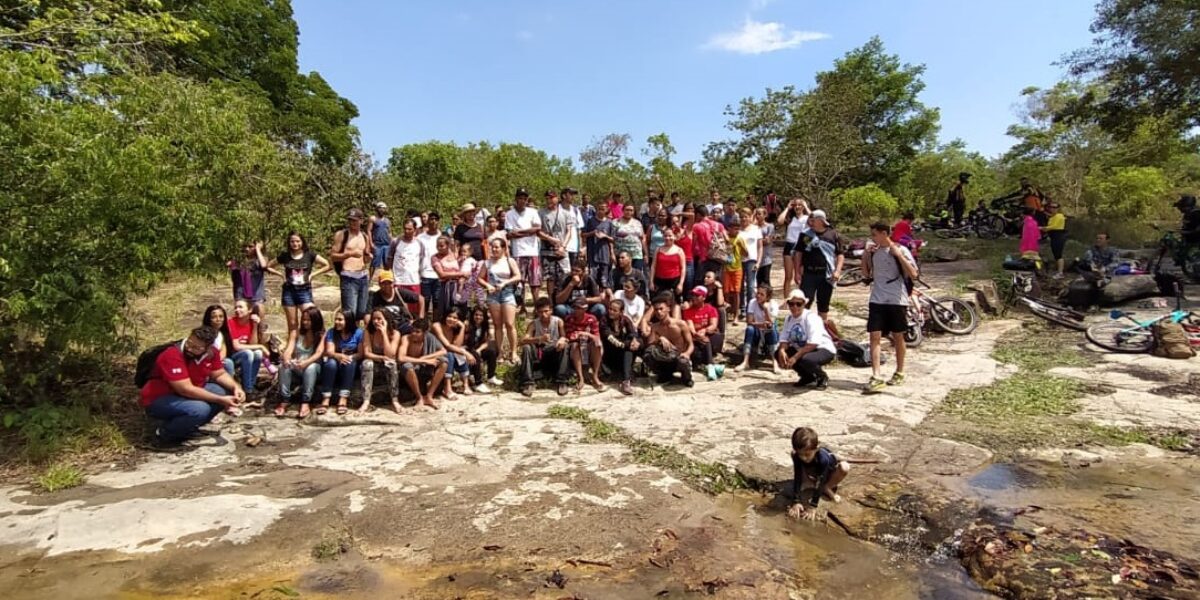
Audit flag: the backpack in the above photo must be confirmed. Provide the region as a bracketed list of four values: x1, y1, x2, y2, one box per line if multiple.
[134, 340, 180, 388]
[1151, 322, 1196, 359]
[887, 251, 916, 296]
[708, 225, 731, 264]
[836, 339, 873, 368]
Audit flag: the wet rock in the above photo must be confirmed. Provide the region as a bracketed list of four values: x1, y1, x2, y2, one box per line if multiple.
[297, 562, 381, 594]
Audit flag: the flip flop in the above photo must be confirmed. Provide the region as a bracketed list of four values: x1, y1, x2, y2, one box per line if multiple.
[274, 403, 287, 418]
[336, 405, 348, 415]
[315, 406, 328, 415]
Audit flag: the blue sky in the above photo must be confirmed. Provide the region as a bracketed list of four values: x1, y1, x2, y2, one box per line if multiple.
[292, 0, 1099, 165]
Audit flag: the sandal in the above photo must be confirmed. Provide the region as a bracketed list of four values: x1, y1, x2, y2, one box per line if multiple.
[336, 398, 348, 415]
[298, 403, 311, 419]
[315, 401, 329, 416]
[274, 402, 288, 418]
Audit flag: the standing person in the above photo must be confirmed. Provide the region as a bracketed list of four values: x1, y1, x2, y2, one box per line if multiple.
[139, 326, 245, 447]
[464, 305, 500, 391]
[561, 187, 584, 265]
[890, 211, 916, 246]
[485, 214, 505, 247]
[417, 213, 443, 319]
[480, 238, 522, 364]
[505, 188, 543, 314]
[275, 306, 325, 419]
[755, 208, 776, 290]
[644, 293, 694, 388]
[538, 190, 572, 302]
[777, 290, 836, 390]
[368, 202, 392, 280]
[1019, 206, 1041, 260]
[517, 297, 571, 397]
[268, 232, 331, 333]
[947, 172, 970, 226]
[861, 222, 918, 394]
[797, 210, 844, 321]
[227, 299, 269, 400]
[692, 205, 728, 282]
[674, 211, 696, 292]
[612, 251, 648, 300]
[646, 209, 669, 274]
[228, 241, 268, 314]
[683, 286, 724, 380]
[583, 202, 615, 290]
[998, 177, 1047, 224]
[579, 193, 596, 227]
[1040, 202, 1067, 278]
[764, 192, 780, 223]
[601, 298, 641, 395]
[330, 208, 373, 323]
[667, 192, 686, 216]
[721, 198, 739, 229]
[735, 286, 783, 373]
[359, 309, 402, 413]
[454, 203, 487, 261]
[777, 198, 810, 293]
[564, 297, 606, 392]
[398, 318, 450, 410]
[723, 217, 748, 323]
[389, 219, 425, 318]
[456, 242, 487, 309]
[319, 310, 362, 415]
[431, 236, 463, 319]
[651, 227, 687, 300]
[614, 202, 646, 272]
[706, 190, 722, 213]
[606, 192, 625, 220]
[739, 211, 764, 316]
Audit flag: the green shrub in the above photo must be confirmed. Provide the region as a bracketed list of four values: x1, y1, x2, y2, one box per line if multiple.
[831, 184, 899, 225]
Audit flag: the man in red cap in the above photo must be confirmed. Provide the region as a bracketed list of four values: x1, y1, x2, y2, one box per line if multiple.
[682, 285, 723, 379]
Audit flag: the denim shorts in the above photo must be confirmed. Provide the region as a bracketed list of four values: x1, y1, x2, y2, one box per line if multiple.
[281, 285, 314, 307]
[487, 286, 517, 306]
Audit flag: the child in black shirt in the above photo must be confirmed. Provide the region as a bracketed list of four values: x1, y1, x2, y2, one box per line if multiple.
[787, 426, 850, 521]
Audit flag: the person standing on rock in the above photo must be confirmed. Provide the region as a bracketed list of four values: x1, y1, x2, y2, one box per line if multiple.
[861, 222, 918, 394]
[367, 202, 392, 280]
[797, 210, 844, 322]
[506, 188, 543, 315]
[330, 208, 373, 323]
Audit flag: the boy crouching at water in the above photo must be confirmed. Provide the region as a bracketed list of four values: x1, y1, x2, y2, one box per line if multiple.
[787, 426, 850, 521]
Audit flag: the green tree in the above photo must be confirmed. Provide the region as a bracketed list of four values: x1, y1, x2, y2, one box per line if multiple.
[1085, 166, 1171, 219]
[830, 184, 899, 225]
[894, 142, 1001, 214]
[385, 142, 467, 211]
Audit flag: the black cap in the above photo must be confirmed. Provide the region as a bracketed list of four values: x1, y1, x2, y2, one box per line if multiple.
[562, 186, 578, 195]
[571, 296, 588, 308]
[958, 172, 972, 181]
[515, 188, 530, 198]
[545, 189, 558, 198]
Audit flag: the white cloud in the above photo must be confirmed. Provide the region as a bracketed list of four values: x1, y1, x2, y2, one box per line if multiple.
[704, 19, 829, 55]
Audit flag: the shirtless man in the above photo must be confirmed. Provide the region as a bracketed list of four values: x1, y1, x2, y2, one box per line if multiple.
[645, 292, 694, 388]
[398, 318, 448, 410]
[331, 208, 373, 322]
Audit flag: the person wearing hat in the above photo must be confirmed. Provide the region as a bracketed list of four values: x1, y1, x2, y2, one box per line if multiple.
[368, 202, 392, 280]
[1176, 194, 1200, 245]
[330, 208, 374, 323]
[505, 188, 544, 314]
[538, 189, 573, 301]
[565, 296, 607, 393]
[368, 269, 420, 330]
[797, 209, 845, 322]
[454, 203, 487, 261]
[683, 285, 724, 380]
[776, 289, 836, 390]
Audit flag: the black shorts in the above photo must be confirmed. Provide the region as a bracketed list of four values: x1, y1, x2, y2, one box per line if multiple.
[782, 241, 797, 257]
[799, 273, 833, 314]
[866, 303, 908, 334]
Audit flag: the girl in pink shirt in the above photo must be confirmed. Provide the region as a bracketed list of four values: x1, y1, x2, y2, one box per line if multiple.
[1019, 207, 1041, 258]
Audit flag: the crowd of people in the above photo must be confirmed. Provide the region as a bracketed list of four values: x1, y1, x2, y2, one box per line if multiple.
[138, 186, 922, 446]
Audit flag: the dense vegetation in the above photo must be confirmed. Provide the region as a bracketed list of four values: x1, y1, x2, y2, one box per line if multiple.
[0, 0, 1196, 460]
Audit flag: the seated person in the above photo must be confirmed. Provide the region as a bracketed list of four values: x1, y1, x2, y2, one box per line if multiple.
[683, 286, 724, 379]
[554, 260, 606, 319]
[777, 289, 836, 390]
[564, 296, 606, 393]
[432, 308, 477, 399]
[735, 285, 783, 373]
[518, 297, 571, 397]
[1078, 232, 1119, 273]
[644, 293, 694, 388]
[359, 309, 402, 414]
[602, 297, 641, 396]
[140, 326, 245, 447]
[613, 278, 646, 323]
[398, 318, 449, 410]
[227, 299, 269, 401]
[275, 306, 325, 419]
[320, 310, 362, 415]
[370, 270, 421, 330]
[786, 426, 850, 521]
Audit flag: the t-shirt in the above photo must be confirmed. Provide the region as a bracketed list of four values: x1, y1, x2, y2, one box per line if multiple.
[799, 227, 845, 274]
[540, 206, 573, 258]
[867, 244, 916, 306]
[454, 223, 486, 260]
[564, 205, 583, 253]
[692, 219, 726, 263]
[558, 274, 601, 305]
[416, 232, 440, 279]
[505, 207, 542, 258]
[682, 303, 719, 335]
[564, 313, 600, 341]
[139, 344, 223, 407]
[391, 238, 423, 286]
[614, 290, 645, 322]
[404, 332, 443, 358]
[785, 215, 808, 244]
[230, 261, 266, 301]
[793, 447, 839, 506]
[890, 220, 913, 244]
[325, 328, 364, 354]
[614, 218, 644, 260]
[1045, 213, 1066, 232]
[759, 223, 775, 266]
[780, 310, 836, 353]
[612, 267, 648, 299]
[277, 250, 317, 289]
[739, 225, 763, 263]
[585, 218, 614, 265]
[746, 298, 779, 325]
[607, 201, 624, 220]
[370, 288, 419, 323]
[227, 316, 254, 345]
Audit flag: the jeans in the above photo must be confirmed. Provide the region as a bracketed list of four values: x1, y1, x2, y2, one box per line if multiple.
[230, 349, 262, 393]
[446, 353, 471, 376]
[468, 344, 499, 385]
[279, 362, 320, 403]
[339, 274, 370, 322]
[683, 261, 696, 294]
[281, 285, 314, 307]
[741, 260, 758, 313]
[591, 263, 613, 290]
[553, 303, 608, 320]
[742, 325, 779, 358]
[756, 263, 772, 288]
[222, 357, 235, 376]
[645, 350, 692, 385]
[602, 340, 635, 381]
[320, 357, 359, 398]
[360, 358, 399, 402]
[518, 344, 569, 385]
[420, 278, 441, 316]
[145, 382, 226, 443]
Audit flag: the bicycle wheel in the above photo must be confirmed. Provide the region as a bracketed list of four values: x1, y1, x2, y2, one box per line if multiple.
[1085, 321, 1153, 353]
[929, 297, 979, 334]
[1026, 300, 1087, 331]
[905, 324, 924, 347]
[837, 267, 864, 287]
[979, 215, 1005, 239]
[935, 228, 963, 239]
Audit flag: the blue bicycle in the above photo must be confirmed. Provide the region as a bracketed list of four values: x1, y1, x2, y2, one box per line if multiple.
[1085, 293, 1199, 353]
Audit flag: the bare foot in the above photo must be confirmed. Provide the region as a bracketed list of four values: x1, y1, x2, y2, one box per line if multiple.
[390, 400, 405, 414]
[297, 403, 311, 419]
[422, 396, 440, 410]
[591, 379, 607, 393]
[734, 362, 748, 372]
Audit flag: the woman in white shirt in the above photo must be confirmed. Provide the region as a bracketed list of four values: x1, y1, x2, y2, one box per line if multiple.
[737, 208, 765, 318]
[735, 285, 783, 374]
[775, 289, 836, 389]
[755, 209, 775, 289]
[612, 278, 646, 323]
[777, 199, 810, 293]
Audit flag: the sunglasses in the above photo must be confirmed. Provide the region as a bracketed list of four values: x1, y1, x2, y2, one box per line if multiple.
[787, 301, 804, 307]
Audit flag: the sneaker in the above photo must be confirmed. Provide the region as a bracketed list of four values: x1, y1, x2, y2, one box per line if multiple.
[1052, 272, 1065, 280]
[887, 372, 905, 386]
[794, 376, 815, 388]
[863, 377, 886, 394]
[520, 384, 534, 398]
[619, 381, 633, 396]
[706, 365, 717, 381]
[814, 377, 829, 391]
[473, 383, 492, 394]
[488, 376, 504, 386]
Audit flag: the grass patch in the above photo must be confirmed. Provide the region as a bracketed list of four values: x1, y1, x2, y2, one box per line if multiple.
[311, 536, 351, 561]
[547, 405, 751, 494]
[829, 299, 850, 314]
[991, 324, 1089, 372]
[36, 462, 85, 492]
[943, 373, 1083, 420]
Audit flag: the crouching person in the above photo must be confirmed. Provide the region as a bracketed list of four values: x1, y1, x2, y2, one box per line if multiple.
[786, 426, 850, 521]
[645, 293, 694, 388]
[735, 285, 783, 374]
[602, 298, 641, 396]
[564, 296, 606, 393]
[518, 297, 571, 397]
[399, 318, 449, 410]
[140, 326, 245, 447]
[777, 289, 836, 390]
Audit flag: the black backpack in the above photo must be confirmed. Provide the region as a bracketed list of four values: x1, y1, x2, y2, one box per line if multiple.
[836, 339, 874, 368]
[134, 341, 179, 388]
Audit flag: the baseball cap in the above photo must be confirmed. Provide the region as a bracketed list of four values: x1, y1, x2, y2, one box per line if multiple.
[377, 270, 395, 283]
[515, 187, 530, 197]
[691, 285, 708, 297]
[810, 210, 828, 222]
[347, 208, 365, 220]
[562, 187, 578, 195]
[545, 190, 558, 198]
[571, 296, 588, 308]
[374, 201, 388, 210]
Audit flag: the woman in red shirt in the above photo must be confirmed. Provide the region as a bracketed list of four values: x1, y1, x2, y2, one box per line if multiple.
[227, 299, 270, 402]
[673, 212, 695, 292]
[682, 286, 724, 378]
[651, 228, 687, 300]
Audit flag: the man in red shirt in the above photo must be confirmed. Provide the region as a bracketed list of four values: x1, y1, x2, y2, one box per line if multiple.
[692, 205, 727, 282]
[682, 286, 723, 377]
[140, 326, 245, 447]
[565, 296, 606, 392]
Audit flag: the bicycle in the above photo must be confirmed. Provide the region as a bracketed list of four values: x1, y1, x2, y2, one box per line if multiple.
[1001, 258, 1088, 330]
[1085, 285, 1200, 353]
[912, 278, 979, 335]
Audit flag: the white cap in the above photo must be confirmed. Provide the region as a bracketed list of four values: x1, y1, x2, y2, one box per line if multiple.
[787, 289, 807, 303]
[810, 210, 827, 222]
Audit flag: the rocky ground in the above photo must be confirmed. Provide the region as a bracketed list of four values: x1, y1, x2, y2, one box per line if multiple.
[2, 248, 1199, 599]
